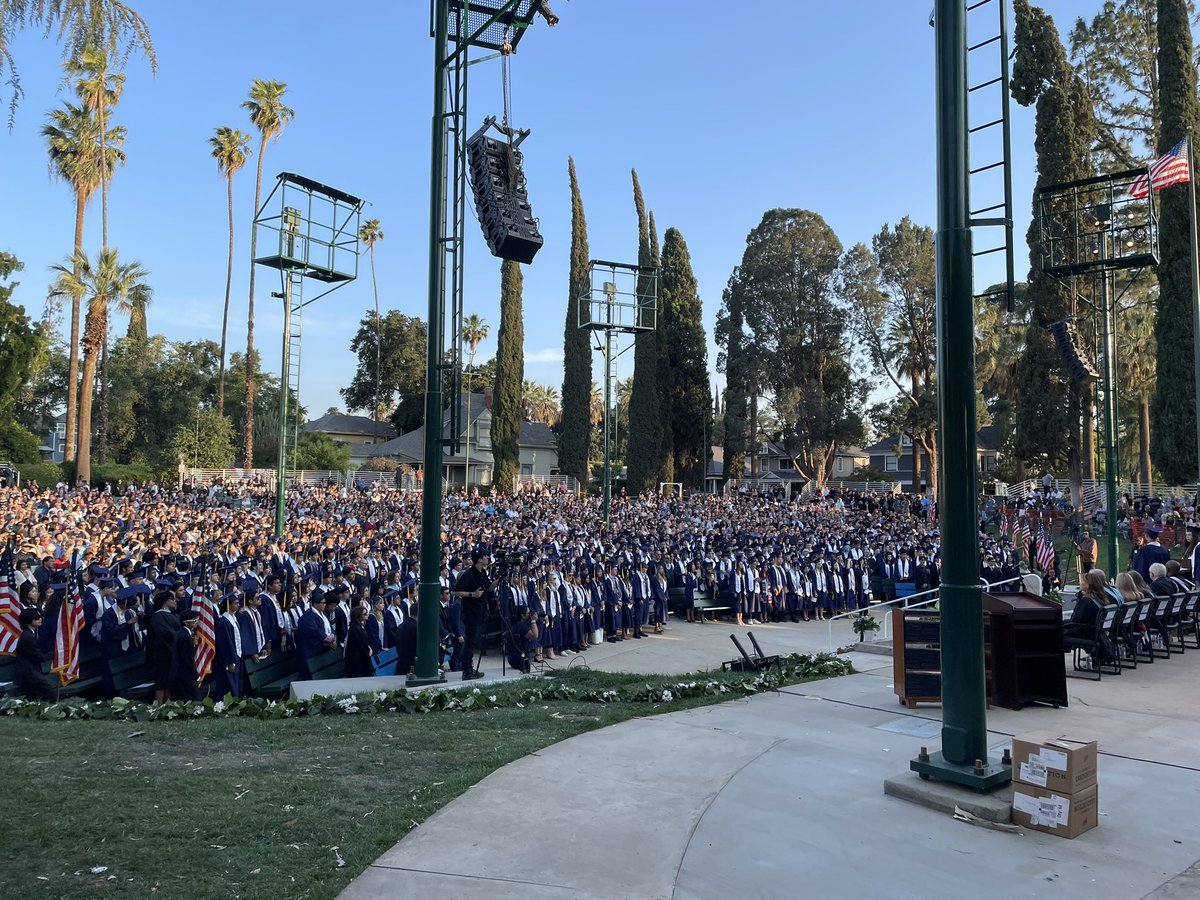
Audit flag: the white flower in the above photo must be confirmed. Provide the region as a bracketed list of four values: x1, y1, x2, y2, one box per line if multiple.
[472, 687, 481, 695]
[213, 701, 225, 713]
[661, 690, 673, 702]
[488, 695, 497, 703]
[376, 692, 388, 702]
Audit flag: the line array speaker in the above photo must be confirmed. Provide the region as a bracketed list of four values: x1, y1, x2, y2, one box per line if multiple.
[467, 133, 544, 265]
[1051, 318, 1099, 382]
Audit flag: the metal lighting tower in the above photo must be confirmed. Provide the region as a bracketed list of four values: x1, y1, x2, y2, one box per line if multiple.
[252, 173, 365, 536]
[415, 0, 551, 686]
[910, 0, 1012, 791]
[1035, 169, 1160, 574]
[578, 260, 658, 526]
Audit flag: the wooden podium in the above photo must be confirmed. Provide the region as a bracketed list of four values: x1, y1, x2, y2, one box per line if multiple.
[892, 592, 1067, 711]
[983, 591, 1068, 710]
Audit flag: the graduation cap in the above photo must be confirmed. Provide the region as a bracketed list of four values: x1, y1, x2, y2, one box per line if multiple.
[100, 577, 119, 589]
[116, 585, 142, 602]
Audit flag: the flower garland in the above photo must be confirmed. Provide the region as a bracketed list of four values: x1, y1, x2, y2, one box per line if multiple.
[0, 653, 853, 723]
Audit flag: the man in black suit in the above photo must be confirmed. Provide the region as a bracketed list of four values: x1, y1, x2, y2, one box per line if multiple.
[439, 585, 464, 671]
[171, 607, 203, 701]
[395, 598, 419, 676]
[453, 550, 492, 680]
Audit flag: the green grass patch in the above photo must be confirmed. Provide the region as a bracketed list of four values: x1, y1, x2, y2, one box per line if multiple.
[0, 660, 851, 900]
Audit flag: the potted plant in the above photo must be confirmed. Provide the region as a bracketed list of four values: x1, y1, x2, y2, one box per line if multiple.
[852, 614, 880, 642]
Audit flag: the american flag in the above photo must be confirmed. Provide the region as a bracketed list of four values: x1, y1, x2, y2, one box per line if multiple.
[1129, 138, 1191, 199]
[194, 594, 216, 683]
[999, 511, 1009, 539]
[1036, 522, 1056, 574]
[52, 562, 85, 686]
[0, 548, 20, 656]
[1020, 516, 1033, 559]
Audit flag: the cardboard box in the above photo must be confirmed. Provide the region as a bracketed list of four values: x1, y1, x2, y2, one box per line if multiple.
[1011, 783, 1098, 839]
[1011, 732, 1097, 794]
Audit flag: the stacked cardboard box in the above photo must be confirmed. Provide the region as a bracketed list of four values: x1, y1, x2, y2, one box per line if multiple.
[1009, 732, 1098, 839]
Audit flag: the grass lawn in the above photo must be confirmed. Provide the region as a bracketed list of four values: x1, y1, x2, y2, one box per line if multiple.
[0, 665, 845, 900]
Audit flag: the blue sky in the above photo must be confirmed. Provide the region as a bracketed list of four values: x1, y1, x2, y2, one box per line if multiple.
[0, 0, 1106, 419]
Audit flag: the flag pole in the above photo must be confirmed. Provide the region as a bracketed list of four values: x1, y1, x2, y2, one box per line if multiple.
[1188, 135, 1200, 505]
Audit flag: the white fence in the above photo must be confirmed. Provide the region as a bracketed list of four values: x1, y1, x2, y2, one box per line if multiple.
[1006, 477, 1190, 506]
[514, 474, 580, 494]
[826, 480, 905, 494]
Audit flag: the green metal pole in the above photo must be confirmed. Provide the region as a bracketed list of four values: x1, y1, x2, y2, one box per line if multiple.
[410, 0, 450, 686]
[916, 0, 999, 787]
[1098, 267, 1120, 575]
[603, 329, 612, 527]
[275, 279, 291, 537]
[1188, 137, 1200, 503]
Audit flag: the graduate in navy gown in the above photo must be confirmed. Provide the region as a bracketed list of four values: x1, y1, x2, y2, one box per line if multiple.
[296, 593, 336, 680]
[213, 594, 244, 698]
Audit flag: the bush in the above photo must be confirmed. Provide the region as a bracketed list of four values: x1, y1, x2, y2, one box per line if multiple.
[360, 456, 399, 472]
[90, 463, 156, 487]
[14, 461, 63, 487]
[846, 464, 890, 482]
[0, 417, 42, 463]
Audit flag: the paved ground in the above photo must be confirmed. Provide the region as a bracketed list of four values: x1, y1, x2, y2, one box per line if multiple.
[340, 617, 1200, 900]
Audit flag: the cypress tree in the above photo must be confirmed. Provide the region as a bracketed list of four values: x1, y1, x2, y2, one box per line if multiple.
[1150, 0, 1199, 484]
[1011, 0, 1095, 475]
[492, 259, 524, 492]
[716, 270, 750, 483]
[625, 169, 662, 494]
[560, 157, 593, 487]
[648, 211, 673, 485]
[660, 226, 710, 488]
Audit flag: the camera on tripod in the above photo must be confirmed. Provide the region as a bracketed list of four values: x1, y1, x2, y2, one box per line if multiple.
[490, 549, 525, 577]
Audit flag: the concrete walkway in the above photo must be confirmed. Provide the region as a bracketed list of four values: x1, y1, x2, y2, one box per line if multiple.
[340, 629, 1200, 900]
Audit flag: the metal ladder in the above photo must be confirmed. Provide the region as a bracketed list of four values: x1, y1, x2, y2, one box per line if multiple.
[283, 269, 304, 470]
[965, 0, 1016, 310]
[438, 2, 470, 456]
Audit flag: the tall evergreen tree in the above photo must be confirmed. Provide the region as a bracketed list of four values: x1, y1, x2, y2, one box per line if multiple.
[560, 157, 592, 486]
[737, 209, 863, 486]
[492, 260, 525, 492]
[659, 227, 710, 488]
[716, 270, 750, 482]
[1150, 0, 1200, 484]
[1011, 0, 1096, 480]
[648, 212, 673, 485]
[625, 169, 663, 494]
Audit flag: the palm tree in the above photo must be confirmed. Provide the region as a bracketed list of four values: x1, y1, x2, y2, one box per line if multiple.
[358, 218, 385, 419]
[460, 312, 489, 486]
[65, 45, 122, 248]
[50, 247, 149, 484]
[42, 99, 112, 462]
[462, 312, 489, 374]
[589, 380, 603, 426]
[241, 79, 296, 467]
[66, 45, 128, 463]
[210, 125, 252, 416]
[521, 381, 561, 426]
[0, 0, 155, 125]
